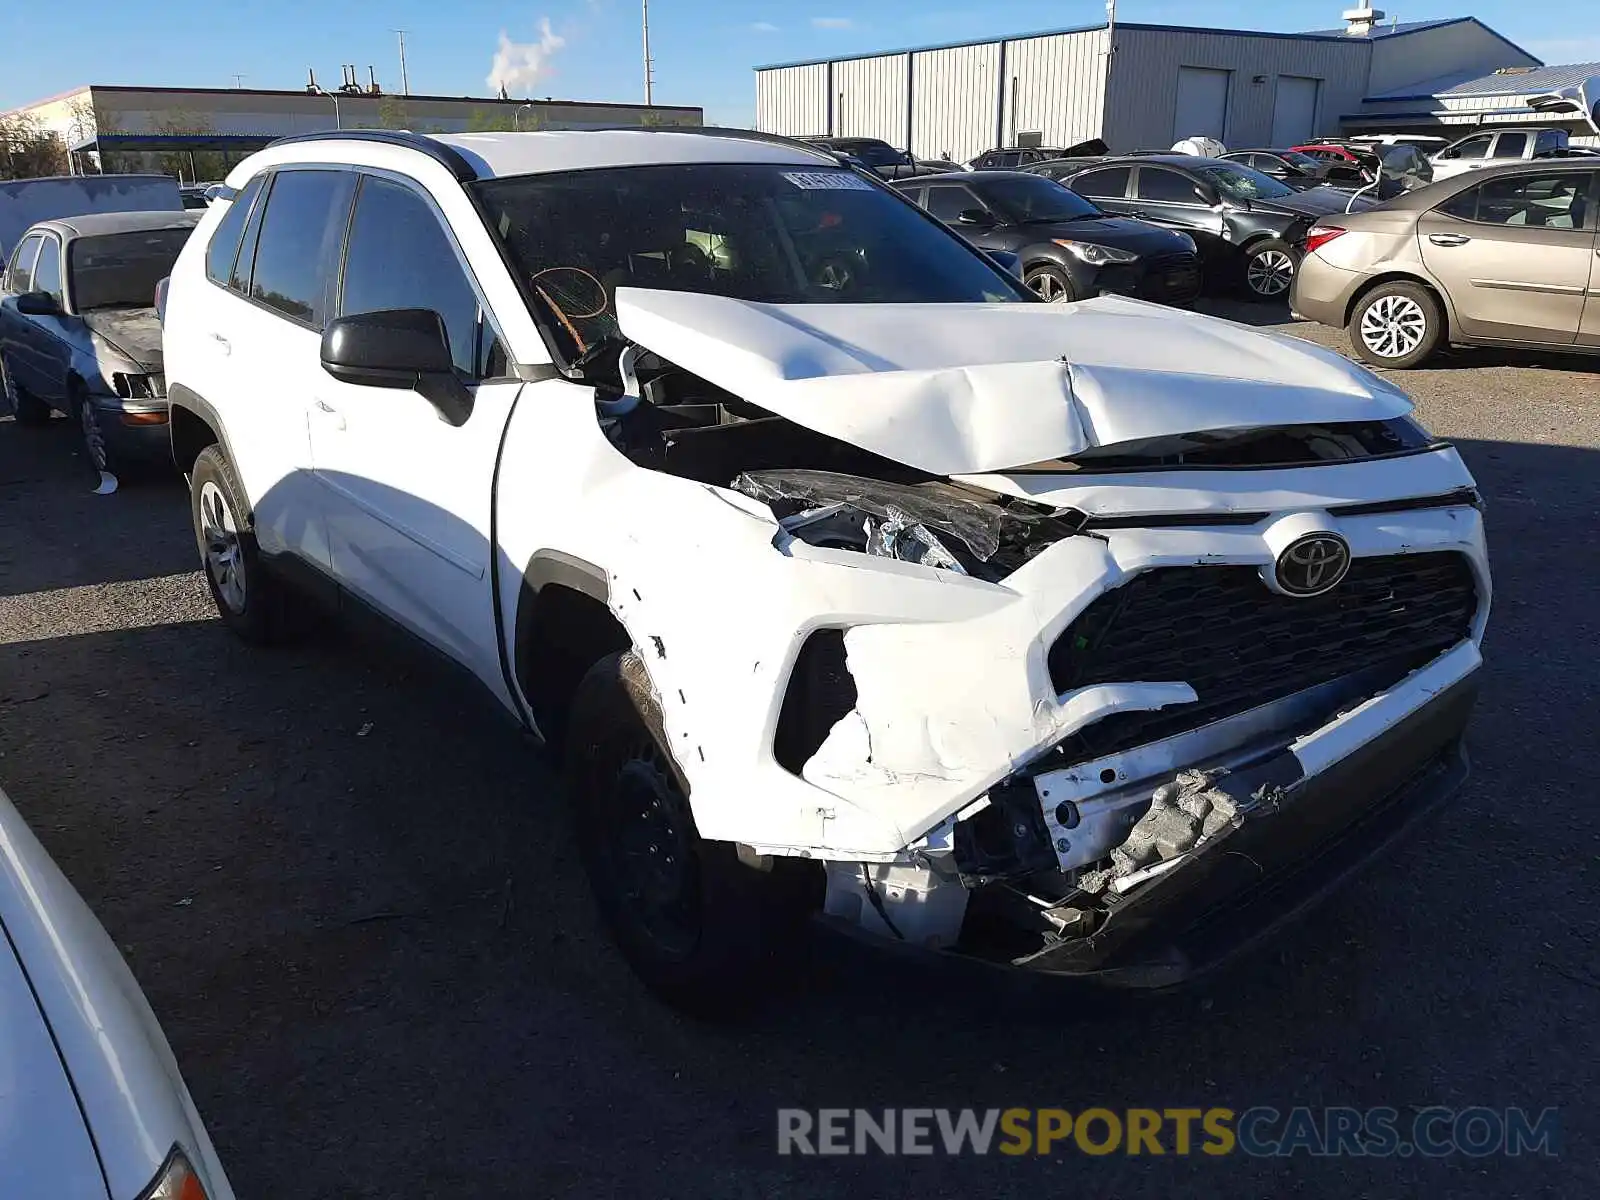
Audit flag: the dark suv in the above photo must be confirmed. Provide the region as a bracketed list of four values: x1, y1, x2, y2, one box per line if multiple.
[1054, 155, 1379, 300]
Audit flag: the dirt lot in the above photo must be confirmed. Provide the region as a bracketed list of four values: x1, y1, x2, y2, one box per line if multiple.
[1, 307, 1597, 1197]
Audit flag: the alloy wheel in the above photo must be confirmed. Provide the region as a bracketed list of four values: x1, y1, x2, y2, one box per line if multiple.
[1359, 294, 1428, 359]
[199, 480, 247, 613]
[1028, 272, 1068, 302]
[0, 355, 17, 410]
[1246, 249, 1296, 297]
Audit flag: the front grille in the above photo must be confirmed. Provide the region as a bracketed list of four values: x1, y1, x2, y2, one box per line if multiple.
[1047, 552, 1477, 760]
[1139, 252, 1202, 302]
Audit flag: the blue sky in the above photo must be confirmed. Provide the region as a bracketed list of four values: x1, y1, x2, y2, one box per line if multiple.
[3, 1, 1595, 124]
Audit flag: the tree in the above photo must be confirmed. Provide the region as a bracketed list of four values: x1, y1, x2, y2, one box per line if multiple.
[466, 107, 517, 133]
[0, 114, 68, 180]
[377, 96, 410, 131]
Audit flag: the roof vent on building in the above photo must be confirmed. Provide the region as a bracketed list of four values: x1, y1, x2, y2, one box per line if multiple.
[1342, 5, 1386, 35]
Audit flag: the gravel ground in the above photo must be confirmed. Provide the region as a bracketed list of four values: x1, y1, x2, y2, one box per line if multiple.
[1, 309, 1597, 1197]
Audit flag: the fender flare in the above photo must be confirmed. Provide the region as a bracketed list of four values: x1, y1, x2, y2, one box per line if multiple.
[167, 383, 247, 489]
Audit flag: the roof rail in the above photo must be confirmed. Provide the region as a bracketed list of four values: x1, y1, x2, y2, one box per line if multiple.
[583, 124, 841, 163]
[263, 129, 479, 182]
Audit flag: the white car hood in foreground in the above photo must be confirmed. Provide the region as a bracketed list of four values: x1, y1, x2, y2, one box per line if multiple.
[614, 290, 1414, 476]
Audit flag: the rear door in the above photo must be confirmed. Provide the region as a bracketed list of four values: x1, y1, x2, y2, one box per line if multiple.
[194, 168, 355, 570]
[1132, 165, 1226, 248]
[1578, 173, 1600, 347]
[1419, 169, 1595, 343]
[1067, 165, 1132, 212]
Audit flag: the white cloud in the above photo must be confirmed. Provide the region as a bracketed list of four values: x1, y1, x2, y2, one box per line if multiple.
[811, 17, 854, 30]
[750, 21, 781, 33]
[487, 18, 566, 96]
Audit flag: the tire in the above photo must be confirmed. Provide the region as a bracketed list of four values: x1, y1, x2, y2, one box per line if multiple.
[1024, 263, 1078, 304]
[71, 381, 117, 477]
[1241, 238, 1298, 302]
[565, 650, 812, 1017]
[1347, 280, 1444, 370]
[1, 353, 50, 426]
[189, 444, 304, 644]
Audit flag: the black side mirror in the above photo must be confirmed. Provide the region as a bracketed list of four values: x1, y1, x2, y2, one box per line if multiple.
[987, 249, 1023, 279]
[321, 308, 472, 426]
[957, 208, 997, 227]
[1195, 186, 1220, 206]
[15, 291, 62, 317]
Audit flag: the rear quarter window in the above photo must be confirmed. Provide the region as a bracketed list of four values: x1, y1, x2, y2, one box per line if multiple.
[205, 174, 265, 286]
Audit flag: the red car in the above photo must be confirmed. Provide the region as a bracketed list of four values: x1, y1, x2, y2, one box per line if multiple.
[1292, 142, 1378, 175]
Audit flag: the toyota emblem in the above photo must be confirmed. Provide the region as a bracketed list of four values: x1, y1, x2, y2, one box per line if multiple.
[1273, 533, 1352, 597]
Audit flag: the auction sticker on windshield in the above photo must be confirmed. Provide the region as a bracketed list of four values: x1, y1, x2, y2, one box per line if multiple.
[784, 172, 876, 191]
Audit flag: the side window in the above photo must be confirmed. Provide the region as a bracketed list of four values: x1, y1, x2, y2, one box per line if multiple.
[4, 234, 43, 293]
[1444, 135, 1492, 161]
[1437, 185, 1481, 221]
[1438, 173, 1591, 227]
[1136, 167, 1200, 203]
[1492, 132, 1528, 160]
[339, 175, 485, 378]
[1534, 130, 1566, 158]
[205, 174, 265, 286]
[925, 184, 983, 223]
[31, 238, 63, 303]
[1072, 166, 1130, 199]
[248, 169, 356, 327]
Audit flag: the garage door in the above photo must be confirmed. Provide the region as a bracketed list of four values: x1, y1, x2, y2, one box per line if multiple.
[1174, 67, 1230, 143]
[1272, 76, 1321, 146]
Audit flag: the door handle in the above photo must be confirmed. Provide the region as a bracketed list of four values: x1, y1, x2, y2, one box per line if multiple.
[1428, 233, 1471, 247]
[208, 332, 231, 355]
[314, 399, 346, 431]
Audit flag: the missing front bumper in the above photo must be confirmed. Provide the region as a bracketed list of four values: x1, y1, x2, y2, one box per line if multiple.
[1005, 669, 1479, 986]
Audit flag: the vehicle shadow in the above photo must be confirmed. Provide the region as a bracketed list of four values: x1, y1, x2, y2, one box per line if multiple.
[0, 436, 1592, 1197]
[0, 414, 194, 597]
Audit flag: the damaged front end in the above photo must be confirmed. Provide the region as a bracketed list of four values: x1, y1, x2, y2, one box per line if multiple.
[583, 288, 1489, 987]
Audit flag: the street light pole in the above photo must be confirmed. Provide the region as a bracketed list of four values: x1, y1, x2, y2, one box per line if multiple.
[394, 29, 411, 96]
[514, 103, 536, 130]
[642, 0, 654, 105]
[312, 85, 342, 130]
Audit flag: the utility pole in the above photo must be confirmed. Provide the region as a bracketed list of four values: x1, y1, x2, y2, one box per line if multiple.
[642, 0, 654, 105]
[394, 29, 411, 96]
[232, 73, 246, 89]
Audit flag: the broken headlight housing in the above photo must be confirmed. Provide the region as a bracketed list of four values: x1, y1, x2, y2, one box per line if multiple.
[733, 469, 1084, 581]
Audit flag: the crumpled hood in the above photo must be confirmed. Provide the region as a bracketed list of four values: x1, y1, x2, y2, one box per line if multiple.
[82, 308, 162, 369]
[613, 289, 1413, 475]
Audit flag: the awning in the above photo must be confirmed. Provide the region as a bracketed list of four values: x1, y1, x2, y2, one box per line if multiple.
[70, 132, 283, 153]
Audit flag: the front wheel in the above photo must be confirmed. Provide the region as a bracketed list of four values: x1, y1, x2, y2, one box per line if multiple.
[1241, 238, 1298, 301]
[565, 650, 813, 1017]
[1024, 263, 1078, 303]
[1348, 281, 1444, 370]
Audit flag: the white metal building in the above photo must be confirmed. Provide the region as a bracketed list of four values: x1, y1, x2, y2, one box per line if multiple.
[755, 13, 1544, 163]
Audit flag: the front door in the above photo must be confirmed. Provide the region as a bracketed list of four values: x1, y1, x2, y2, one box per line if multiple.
[9, 234, 71, 406]
[307, 172, 518, 682]
[1419, 169, 1595, 343]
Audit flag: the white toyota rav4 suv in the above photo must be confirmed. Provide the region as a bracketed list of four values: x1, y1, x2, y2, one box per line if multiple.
[161, 129, 1491, 1013]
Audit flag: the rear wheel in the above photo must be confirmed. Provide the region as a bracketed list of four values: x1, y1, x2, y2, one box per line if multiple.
[1024, 263, 1078, 303]
[1241, 238, 1298, 301]
[1348, 281, 1443, 370]
[189, 444, 307, 644]
[565, 650, 813, 1017]
[1, 353, 50, 426]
